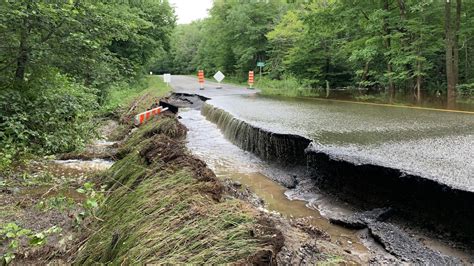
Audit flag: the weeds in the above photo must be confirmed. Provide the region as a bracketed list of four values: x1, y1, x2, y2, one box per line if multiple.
[36, 195, 76, 212]
[75, 117, 273, 264]
[255, 76, 319, 97]
[0, 223, 62, 264]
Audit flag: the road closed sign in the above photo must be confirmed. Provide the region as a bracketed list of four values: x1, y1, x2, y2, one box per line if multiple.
[213, 71, 225, 83]
[163, 73, 171, 83]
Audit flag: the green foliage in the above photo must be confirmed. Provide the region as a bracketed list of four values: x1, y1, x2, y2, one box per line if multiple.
[76, 182, 106, 222]
[0, 70, 97, 168]
[160, 0, 474, 104]
[0, 223, 61, 265]
[103, 75, 170, 114]
[457, 83, 474, 97]
[0, 1, 176, 170]
[256, 76, 319, 97]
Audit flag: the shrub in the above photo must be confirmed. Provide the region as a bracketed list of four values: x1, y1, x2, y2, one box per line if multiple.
[0, 70, 98, 170]
[255, 75, 319, 97]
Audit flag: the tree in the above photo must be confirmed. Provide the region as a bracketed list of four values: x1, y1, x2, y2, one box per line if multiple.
[445, 0, 462, 108]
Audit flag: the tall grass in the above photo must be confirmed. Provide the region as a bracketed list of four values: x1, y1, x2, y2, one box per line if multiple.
[104, 75, 170, 113]
[75, 118, 265, 264]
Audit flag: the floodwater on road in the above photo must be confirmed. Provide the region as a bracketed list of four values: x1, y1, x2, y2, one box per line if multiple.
[206, 94, 474, 192]
[170, 75, 473, 192]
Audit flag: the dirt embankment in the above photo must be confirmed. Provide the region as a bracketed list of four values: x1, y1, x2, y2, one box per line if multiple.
[74, 113, 288, 264]
[73, 97, 360, 264]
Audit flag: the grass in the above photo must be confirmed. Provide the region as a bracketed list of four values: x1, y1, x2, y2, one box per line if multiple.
[75, 113, 270, 264]
[103, 75, 171, 114]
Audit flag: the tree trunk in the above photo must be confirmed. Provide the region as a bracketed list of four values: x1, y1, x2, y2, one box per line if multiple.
[453, 0, 461, 85]
[445, 0, 460, 109]
[466, 39, 469, 81]
[15, 3, 31, 84]
[416, 60, 422, 104]
[361, 61, 370, 86]
[15, 34, 28, 82]
[383, 0, 395, 102]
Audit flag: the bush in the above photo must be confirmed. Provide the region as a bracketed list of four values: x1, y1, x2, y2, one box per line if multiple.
[0, 70, 98, 170]
[457, 83, 474, 97]
[255, 75, 319, 97]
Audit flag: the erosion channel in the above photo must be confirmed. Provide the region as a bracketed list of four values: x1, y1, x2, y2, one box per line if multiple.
[165, 92, 474, 264]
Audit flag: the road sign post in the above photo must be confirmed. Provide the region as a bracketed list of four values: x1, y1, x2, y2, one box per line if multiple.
[163, 73, 171, 88]
[257, 61, 265, 80]
[213, 71, 225, 89]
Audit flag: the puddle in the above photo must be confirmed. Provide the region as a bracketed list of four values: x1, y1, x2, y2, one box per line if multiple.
[21, 186, 85, 202]
[219, 171, 369, 259]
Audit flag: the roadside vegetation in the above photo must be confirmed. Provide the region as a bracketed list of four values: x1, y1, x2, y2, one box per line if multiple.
[0, 75, 172, 264]
[0, 1, 175, 171]
[156, 0, 474, 107]
[255, 76, 319, 98]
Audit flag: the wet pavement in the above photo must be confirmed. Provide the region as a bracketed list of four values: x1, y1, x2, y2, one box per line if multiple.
[170, 75, 474, 193]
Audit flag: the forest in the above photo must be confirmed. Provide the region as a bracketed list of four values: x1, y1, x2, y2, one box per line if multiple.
[155, 0, 474, 106]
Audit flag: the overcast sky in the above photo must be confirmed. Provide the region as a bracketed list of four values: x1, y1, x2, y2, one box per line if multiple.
[169, 0, 213, 24]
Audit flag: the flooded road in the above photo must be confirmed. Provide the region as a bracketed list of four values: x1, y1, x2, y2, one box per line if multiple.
[207, 95, 474, 192]
[170, 75, 474, 192]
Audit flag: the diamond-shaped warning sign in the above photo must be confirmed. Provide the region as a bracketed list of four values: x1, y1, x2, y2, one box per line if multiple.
[213, 71, 225, 83]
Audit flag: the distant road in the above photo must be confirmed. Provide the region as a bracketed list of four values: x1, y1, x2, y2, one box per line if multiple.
[170, 75, 257, 98]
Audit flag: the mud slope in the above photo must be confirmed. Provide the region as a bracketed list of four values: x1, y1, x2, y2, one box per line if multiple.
[75, 115, 283, 264]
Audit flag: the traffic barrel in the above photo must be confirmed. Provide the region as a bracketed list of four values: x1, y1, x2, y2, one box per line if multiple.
[248, 71, 254, 89]
[198, 70, 205, 90]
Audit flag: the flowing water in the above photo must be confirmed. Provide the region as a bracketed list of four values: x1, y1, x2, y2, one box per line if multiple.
[180, 108, 376, 261]
[204, 94, 474, 192]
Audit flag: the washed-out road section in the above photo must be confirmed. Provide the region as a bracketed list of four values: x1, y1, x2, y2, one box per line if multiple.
[169, 75, 474, 193]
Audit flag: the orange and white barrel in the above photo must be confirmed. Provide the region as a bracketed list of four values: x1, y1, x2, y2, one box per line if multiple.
[198, 70, 205, 90]
[248, 71, 254, 89]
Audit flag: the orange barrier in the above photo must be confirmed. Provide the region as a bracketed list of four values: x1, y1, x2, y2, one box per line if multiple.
[134, 106, 169, 126]
[248, 71, 254, 89]
[198, 70, 205, 90]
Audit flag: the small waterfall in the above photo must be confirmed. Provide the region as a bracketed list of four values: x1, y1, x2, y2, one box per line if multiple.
[202, 103, 311, 165]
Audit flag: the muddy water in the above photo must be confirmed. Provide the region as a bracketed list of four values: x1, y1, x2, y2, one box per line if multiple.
[52, 159, 114, 172]
[180, 108, 374, 261]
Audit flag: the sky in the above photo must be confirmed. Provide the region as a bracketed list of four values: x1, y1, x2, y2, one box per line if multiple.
[169, 0, 213, 24]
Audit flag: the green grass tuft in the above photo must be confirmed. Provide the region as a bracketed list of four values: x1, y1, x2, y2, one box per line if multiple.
[75, 117, 264, 264]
